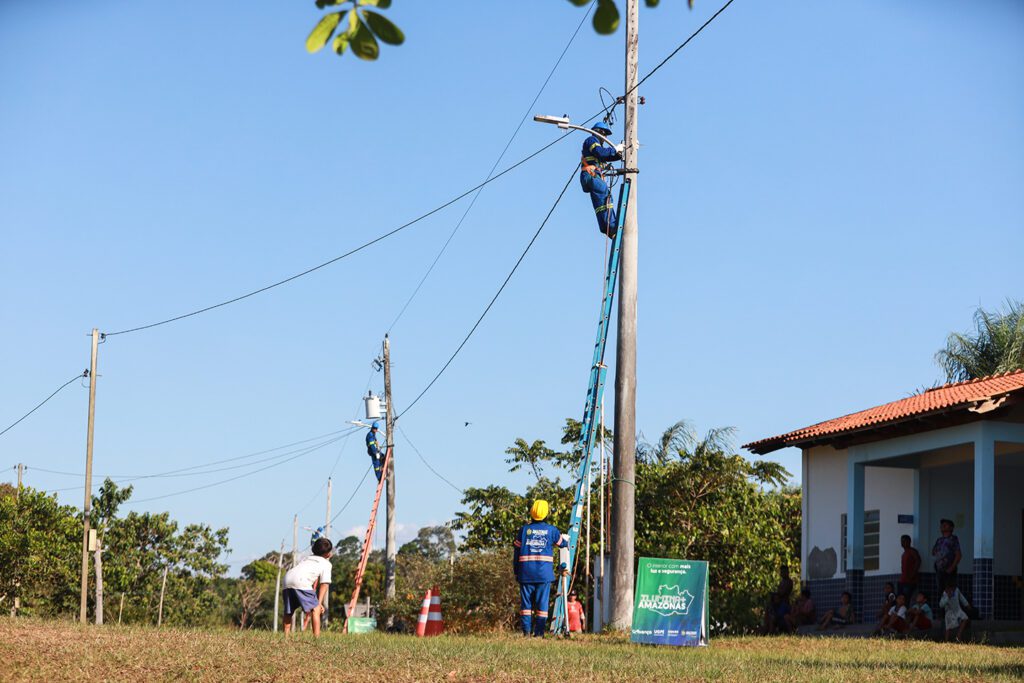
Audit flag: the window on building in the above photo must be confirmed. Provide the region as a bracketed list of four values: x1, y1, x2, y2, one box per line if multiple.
[841, 510, 880, 571]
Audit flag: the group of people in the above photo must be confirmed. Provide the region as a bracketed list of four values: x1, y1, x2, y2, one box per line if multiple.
[815, 522, 974, 642]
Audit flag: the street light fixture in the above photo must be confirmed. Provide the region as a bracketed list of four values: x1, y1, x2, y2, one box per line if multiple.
[533, 114, 617, 149]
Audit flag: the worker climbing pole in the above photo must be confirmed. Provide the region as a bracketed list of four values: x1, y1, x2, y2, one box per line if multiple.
[579, 122, 624, 239]
[552, 173, 631, 635]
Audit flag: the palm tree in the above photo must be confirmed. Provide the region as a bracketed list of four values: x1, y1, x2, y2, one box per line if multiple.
[936, 300, 1024, 382]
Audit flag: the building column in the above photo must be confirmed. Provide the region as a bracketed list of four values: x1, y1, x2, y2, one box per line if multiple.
[846, 455, 865, 620]
[973, 427, 995, 620]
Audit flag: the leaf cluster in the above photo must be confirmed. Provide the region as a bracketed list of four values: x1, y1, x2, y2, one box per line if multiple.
[306, 0, 404, 61]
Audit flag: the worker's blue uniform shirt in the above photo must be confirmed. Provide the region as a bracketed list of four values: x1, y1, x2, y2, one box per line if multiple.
[579, 134, 621, 237]
[513, 521, 567, 636]
[366, 430, 384, 482]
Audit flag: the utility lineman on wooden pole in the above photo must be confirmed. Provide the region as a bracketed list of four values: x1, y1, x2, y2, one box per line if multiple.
[80, 328, 100, 624]
[611, 0, 640, 631]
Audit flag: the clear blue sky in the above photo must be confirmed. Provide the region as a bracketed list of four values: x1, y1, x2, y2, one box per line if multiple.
[2, 1, 1021, 572]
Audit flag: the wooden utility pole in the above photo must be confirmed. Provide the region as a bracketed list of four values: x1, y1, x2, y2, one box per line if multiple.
[383, 335, 396, 600]
[611, 0, 639, 631]
[16, 463, 24, 498]
[273, 541, 284, 633]
[323, 477, 331, 627]
[79, 328, 99, 624]
[157, 565, 169, 627]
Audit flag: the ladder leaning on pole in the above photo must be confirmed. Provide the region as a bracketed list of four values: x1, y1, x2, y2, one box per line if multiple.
[343, 446, 392, 633]
[552, 178, 631, 635]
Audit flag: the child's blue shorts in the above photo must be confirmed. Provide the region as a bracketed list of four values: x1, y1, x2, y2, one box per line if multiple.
[283, 588, 319, 615]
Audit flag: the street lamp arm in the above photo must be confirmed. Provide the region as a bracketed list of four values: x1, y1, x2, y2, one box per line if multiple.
[533, 114, 617, 149]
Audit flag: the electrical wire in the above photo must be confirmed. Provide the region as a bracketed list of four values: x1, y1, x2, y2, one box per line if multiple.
[102, 136, 571, 337]
[384, 1, 596, 335]
[398, 165, 580, 420]
[327, 465, 373, 527]
[0, 371, 86, 438]
[124, 436, 343, 504]
[396, 425, 463, 495]
[633, 0, 736, 94]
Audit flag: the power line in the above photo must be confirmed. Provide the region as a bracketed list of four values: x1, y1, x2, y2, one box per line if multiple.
[103, 136, 570, 337]
[25, 427, 358, 481]
[399, 164, 580, 420]
[125, 436, 343, 504]
[396, 425, 463, 495]
[328, 465, 373, 527]
[385, 1, 596, 334]
[0, 371, 86, 438]
[633, 0, 736, 94]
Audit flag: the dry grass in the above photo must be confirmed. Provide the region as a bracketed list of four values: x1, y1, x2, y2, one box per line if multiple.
[2, 618, 1022, 682]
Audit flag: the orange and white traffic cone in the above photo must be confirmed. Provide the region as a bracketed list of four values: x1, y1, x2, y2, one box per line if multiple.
[415, 588, 432, 637]
[424, 585, 444, 636]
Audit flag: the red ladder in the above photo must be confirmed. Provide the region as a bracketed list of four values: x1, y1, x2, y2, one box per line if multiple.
[343, 446, 391, 632]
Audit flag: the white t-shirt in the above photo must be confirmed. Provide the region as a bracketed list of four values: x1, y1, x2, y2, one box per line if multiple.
[284, 556, 332, 591]
[888, 605, 907, 620]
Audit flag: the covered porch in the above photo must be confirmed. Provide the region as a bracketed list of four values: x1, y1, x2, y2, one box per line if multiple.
[845, 420, 1024, 621]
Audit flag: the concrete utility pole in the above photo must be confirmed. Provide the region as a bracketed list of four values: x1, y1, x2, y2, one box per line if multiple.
[79, 328, 99, 624]
[323, 477, 331, 626]
[611, 0, 639, 631]
[383, 335, 396, 600]
[273, 541, 284, 633]
[292, 514, 298, 569]
[13, 463, 24, 617]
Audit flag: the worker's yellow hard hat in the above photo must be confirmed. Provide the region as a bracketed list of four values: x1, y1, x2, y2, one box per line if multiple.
[530, 499, 549, 521]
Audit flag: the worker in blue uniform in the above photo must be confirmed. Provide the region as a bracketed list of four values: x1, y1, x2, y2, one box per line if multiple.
[513, 499, 568, 637]
[579, 121, 622, 238]
[366, 421, 384, 482]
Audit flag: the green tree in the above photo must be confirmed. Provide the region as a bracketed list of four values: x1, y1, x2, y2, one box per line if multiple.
[635, 423, 796, 633]
[0, 484, 80, 616]
[90, 478, 133, 624]
[398, 525, 456, 561]
[936, 300, 1024, 382]
[454, 418, 801, 634]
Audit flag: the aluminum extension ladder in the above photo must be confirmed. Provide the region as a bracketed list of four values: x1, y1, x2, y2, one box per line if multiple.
[552, 177, 631, 635]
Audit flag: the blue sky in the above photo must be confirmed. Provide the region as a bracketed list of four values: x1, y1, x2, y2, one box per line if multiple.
[1, 0, 1021, 572]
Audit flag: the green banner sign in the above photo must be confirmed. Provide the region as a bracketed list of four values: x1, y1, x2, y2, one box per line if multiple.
[631, 557, 709, 647]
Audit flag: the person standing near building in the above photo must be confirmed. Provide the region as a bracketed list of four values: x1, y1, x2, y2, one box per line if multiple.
[931, 519, 962, 590]
[898, 534, 922, 602]
[566, 590, 586, 634]
[366, 421, 384, 482]
[513, 499, 567, 637]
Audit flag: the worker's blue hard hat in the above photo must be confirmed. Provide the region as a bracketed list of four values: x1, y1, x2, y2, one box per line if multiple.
[593, 121, 612, 134]
[371, 421, 380, 430]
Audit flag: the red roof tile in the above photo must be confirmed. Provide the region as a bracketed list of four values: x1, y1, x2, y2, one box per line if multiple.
[744, 370, 1024, 454]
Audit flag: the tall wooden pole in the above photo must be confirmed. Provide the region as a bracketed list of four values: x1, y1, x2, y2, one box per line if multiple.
[292, 514, 298, 568]
[79, 328, 99, 624]
[273, 541, 284, 633]
[16, 463, 24, 498]
[323, 477, 331, 626]
[13, 463, 24, 616]
[383, 335, 396, 600]
[611, 0, 639, 631]
[157, 565, 168, 627]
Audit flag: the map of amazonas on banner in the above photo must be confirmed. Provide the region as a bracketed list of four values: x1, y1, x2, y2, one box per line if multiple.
[631, 558, 709, 647]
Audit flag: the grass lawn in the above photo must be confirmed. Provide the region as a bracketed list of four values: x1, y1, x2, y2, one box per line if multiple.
[2, 619, 1022, 682]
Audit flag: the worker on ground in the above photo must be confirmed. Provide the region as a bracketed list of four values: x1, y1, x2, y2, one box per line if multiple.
[579, 121, 622, 239]
[366, 421, 384, 482]
[567, 590, 586, 634]
[513, 499, 568, 637]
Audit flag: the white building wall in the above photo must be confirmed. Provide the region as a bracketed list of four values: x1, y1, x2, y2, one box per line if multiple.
[803, 445, 915, 580]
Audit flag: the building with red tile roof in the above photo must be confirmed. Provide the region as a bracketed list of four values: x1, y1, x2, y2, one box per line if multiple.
[744, 370, 1024, 623]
